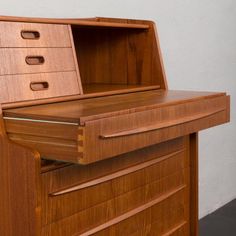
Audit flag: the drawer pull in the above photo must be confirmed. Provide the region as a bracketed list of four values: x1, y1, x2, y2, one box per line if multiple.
[50, 149, 184, 196]
[100, 108, 225, 139]
[25, 56, 45, 65]
[30, 82, 49, 91]
[21, 30, 40, 40]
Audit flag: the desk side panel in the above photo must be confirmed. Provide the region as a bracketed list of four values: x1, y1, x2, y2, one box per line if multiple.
[0, 110, 41, 236]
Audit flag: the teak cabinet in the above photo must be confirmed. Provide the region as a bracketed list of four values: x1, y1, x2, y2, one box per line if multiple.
[0, 16, 230, 236]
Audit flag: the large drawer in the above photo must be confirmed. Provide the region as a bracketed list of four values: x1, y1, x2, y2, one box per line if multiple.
[0, 21, 71, 48]
[78, 93, 229, 164]
[42, 188, 188, 236]
[40, 138, 189, 235]
[3, 90, 230, 164]
[0, 48, 75, 75]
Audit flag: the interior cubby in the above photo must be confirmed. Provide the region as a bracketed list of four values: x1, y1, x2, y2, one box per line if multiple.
[71, 22, 166, 95]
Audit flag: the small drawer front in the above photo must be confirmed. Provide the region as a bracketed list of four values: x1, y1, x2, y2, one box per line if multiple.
[0, 71, 80, 103]
[0, 48, 75, 75]
[0, 21, 71, 47]
[78, 95, 229, 164]
[41, 138, 188, 227]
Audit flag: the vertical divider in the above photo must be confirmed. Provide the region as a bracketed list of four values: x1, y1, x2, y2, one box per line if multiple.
[68, 24, 84, 95]
[152, 22, 168, 90]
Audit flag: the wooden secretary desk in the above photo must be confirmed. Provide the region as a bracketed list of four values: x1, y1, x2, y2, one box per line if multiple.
[0, 16, 230, 236]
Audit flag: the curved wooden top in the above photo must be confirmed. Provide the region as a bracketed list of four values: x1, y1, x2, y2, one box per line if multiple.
[0, 15, 150, 28]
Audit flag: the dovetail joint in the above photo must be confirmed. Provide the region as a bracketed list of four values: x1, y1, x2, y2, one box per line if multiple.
[78, 126, 85, 157]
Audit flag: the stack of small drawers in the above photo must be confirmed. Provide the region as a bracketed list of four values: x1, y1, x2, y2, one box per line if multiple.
[0, 21, 80, 103]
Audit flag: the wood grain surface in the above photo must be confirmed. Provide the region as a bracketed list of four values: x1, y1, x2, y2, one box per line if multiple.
[3, 90, 229, 164]
[0, 15, 230, 236]
[0, 72, 80, 104]
[0, 15, 150, 28]
[0, 48, 75, 75]
[0, 21, 71, 48]
[40, 137, 190, 235]
[72, 19, 165, 93]
[41, 138, 187, 226]
[0, 106, 41, 236]
[78, 93, 228, 164]
[3, 90, 226, 123]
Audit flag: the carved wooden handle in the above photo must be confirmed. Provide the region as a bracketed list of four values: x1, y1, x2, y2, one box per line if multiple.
[30, 82, 49, 91]
[25, 56, 45, 65]
[21, 30, 40, 40]
[100, 109, 225, 139]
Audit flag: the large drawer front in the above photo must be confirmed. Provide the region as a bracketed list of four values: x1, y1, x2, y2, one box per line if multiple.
[0, 21, 71, 48]
[0, 48, 75, 75]
[78, 95, 229, 164]
[42, 189, 188, 236]
[41, 137, 190, 235]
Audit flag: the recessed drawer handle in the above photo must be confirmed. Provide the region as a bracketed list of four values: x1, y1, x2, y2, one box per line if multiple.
[100, 108, 225, 139]
[21, 30, 40, 40]
[25, 56, 45, 65]
[30, 82, 49, 91]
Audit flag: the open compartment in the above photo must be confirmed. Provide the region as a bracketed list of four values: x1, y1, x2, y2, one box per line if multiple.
[70, 19, 167, 95]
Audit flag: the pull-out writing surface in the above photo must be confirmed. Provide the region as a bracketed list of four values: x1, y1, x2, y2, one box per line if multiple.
[3, 90, 229, 164]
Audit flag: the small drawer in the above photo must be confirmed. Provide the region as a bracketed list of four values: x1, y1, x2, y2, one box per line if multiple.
[0, 21, 71, 47]
[0, 48, 75, 75]
[0, 71, 80, 103]
[41, 140, 188, 227]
